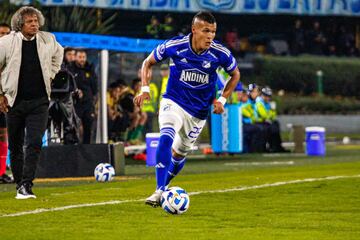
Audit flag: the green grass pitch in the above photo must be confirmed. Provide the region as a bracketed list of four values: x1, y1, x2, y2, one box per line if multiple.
[0, 145, 360, 240]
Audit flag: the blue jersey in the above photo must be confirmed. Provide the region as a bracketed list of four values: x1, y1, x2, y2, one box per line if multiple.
[153, 34, 237, 120]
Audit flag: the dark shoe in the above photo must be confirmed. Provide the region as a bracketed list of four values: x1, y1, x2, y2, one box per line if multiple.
[15, 183, 36, 199]
[0, 174, 14, 184]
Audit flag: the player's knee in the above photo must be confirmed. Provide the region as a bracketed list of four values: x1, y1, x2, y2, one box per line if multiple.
[172, 149, 186, 159]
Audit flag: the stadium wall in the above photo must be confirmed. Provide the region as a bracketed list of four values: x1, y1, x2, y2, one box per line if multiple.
[278, 115, 360, 133]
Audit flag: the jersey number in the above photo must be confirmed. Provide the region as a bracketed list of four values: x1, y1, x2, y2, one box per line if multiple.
[188, 127, 202, 139]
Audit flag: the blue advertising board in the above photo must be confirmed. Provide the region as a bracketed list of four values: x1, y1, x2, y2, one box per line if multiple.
[53, 32, 162, 52]
[11, 0, 360, 16]
[211, 104, 242, 153]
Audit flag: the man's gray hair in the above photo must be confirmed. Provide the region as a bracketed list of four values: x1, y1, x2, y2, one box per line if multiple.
[11, 6, 45, 32]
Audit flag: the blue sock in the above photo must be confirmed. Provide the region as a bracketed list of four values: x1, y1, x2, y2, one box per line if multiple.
[165, 156, 186, 187]
[155, 127, 175, 191]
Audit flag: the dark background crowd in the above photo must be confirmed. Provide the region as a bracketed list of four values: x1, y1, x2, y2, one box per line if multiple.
[144, 14, 359, 57]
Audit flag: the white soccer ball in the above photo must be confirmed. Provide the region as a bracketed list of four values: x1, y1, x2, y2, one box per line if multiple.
[94, 163, 115, 182]
[161, 187, 190, 214]
[343, 136, 350, 145]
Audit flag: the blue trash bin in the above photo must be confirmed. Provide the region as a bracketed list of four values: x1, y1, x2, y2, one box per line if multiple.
[305, 127, 326, 156]
[145, 133, 160, 167]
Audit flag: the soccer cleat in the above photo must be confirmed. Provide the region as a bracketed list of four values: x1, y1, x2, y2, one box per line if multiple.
[15, 183, 36, 199]
[145, 190, 163, 207]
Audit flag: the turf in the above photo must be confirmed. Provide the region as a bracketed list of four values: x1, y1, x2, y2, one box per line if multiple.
[0, 145, 360, 240]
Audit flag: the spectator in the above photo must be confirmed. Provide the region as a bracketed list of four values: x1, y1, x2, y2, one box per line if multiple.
[128, 77, 147, 143]
[115, 78, 135, 141]
[0, 22, 12, 184]
[337, 25, 355, 56]
[146, 16, 162, 39]
[239, 87, 262, 153]
[161, 14, 176, 39]
[107, 82, 127, 142]
[178, 25, 190, 37]
[63, 47, 76, 66]
[248, 83, 267, 152]
[306, 21, 326, 55]
[69, 49, 98, 144]
[0, 6, 63, 198]
[325, 24, 338, 56]
[255, 86, 288, 153]
[0, 23, 11, 37]
[48, 47, 81, 145]
[225, 27, 240, 56]
[290, 19, 305, 55]
[141, 81, 159, 134]
[159, 63, 169, 102]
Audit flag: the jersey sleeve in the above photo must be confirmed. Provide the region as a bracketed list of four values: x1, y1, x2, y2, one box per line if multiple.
[219, 49, 237, 74]
[153, 41, 171, 62]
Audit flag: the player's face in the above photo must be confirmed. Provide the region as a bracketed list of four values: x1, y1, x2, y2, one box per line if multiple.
[192, 19, 216, 51]
[21, 14, 39, 38]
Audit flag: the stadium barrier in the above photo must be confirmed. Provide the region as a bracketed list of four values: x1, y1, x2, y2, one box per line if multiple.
[36, 143, 125, 178]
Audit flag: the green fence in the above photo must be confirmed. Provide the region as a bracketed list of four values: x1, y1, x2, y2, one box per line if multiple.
[250, 56, 360, 97]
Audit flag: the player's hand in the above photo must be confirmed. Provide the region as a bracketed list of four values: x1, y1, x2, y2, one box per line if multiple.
[0, 95, 9, 113]
[133, 92, 150, 107]
[213, 101, 225, 114]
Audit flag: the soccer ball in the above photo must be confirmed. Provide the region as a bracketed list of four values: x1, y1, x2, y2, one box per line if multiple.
[161, 187, 190, 214]
[94, 163, 115, 182]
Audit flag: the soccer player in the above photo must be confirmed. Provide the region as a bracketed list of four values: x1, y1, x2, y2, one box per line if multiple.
[134, 11, 240, 207]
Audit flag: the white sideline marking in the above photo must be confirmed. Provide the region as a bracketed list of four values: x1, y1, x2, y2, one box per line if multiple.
[224, 161, 295, 166]
[2, 174, 360, 218]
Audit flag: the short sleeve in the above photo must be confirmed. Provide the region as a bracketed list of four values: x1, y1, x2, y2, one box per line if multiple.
[153, 41, 169, 62]
[220, 53, 237, 74]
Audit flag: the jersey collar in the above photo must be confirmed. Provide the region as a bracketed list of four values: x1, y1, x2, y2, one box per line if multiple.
[188, 33, 210, 56]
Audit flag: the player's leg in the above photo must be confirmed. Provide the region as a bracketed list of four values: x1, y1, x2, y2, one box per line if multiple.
[145, 99, 183, 207]
[165, 112, 206, 187]
[164, 149, 186, 188]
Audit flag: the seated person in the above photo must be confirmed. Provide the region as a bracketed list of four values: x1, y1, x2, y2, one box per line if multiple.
[239, 88, 263, 153]
[255, 86, 288, 152]
[107, 82, 127, 142]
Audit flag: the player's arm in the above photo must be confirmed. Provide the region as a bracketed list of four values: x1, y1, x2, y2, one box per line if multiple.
[213, 67, 241, 114]
[133, 52, 157, 107]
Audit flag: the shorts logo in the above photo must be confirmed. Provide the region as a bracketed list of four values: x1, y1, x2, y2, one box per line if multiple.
[202, 60, 211, 69]
[197, 0, 235, 11]
[163, 104, 171, 111]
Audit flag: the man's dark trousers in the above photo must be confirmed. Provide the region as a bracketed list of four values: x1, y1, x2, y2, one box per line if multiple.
[6, 97, 49, 186]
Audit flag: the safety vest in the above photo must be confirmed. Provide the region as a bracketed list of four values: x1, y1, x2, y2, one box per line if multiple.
[241, 100, 256, 124]
[142, 83, 159, 113]
[159, 76, 169, 101]
[255, 97, 272, 123]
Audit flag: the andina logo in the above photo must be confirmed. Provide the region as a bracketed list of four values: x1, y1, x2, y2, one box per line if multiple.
[180, 69, 209, 88]
[197, 0, 235, 11]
